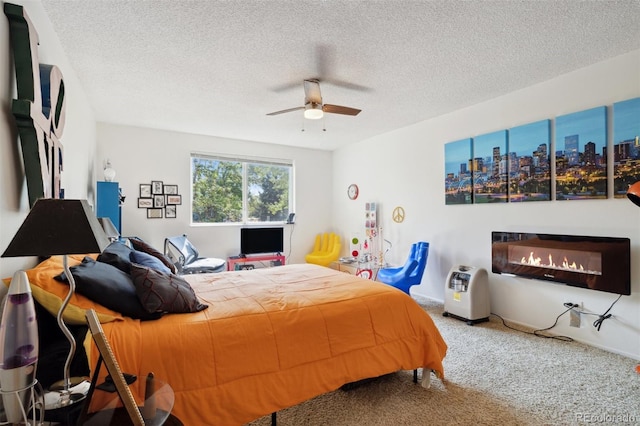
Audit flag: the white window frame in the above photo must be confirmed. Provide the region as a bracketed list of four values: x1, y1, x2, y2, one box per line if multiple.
[190, 152, 294, 226]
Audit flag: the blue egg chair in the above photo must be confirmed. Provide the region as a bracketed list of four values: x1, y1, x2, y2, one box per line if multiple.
[377, 242, 429, 294]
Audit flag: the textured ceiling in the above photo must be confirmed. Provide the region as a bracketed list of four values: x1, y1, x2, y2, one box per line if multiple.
[40, 0, 640, 151]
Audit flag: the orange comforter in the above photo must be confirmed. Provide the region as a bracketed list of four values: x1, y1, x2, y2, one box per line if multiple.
[91, 264, 447, 425]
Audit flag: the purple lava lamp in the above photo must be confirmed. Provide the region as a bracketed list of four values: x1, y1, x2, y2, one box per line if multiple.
[0, 270, 38, 423]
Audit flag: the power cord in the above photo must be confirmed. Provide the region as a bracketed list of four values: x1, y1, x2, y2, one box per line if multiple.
[491, 308, 574, 342]
[286, 223, 294, 261]
[563, 294, 622, 332]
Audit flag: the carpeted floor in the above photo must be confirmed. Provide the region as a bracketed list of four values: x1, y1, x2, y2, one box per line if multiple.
[247, 296, 639, 425]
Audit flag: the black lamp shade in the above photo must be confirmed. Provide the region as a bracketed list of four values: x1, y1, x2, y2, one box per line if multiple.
[2, 199, 110, 258]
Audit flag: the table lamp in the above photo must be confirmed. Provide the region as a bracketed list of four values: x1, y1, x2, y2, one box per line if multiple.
[0, 269, 38, 423]
[97, 217, 120, 242]
[1, 199, 110, 412]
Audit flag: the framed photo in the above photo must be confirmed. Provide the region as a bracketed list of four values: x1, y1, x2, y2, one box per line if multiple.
[166, 195, 182, 205]
[153, 194, 165, 208]
[164, 184, 178, 195]
[165, 205, 177, 218]
[138, 198, 153, 208]
[151, 181, 164, 195]
[139, 184, 151, 198]
[147, 208, 163, 219]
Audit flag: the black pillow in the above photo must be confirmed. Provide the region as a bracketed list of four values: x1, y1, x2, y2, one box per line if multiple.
[130, 264, 208, 314]
[55, 257, 160, 321]
[97, 241, 134, 274]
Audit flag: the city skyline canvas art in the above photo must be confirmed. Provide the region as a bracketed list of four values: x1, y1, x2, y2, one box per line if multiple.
[612, 97, 640, 198]
[555, 106, 607, 200]
[508, 120, 551, 202]
[472, 130, 508, 203]
[445, 138, 473, 205]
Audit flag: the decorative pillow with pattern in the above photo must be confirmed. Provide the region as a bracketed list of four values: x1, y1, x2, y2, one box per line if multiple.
[130, 263, 208, 314]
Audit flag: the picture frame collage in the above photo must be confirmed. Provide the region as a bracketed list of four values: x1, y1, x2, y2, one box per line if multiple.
[138, 180, 182, 218]
[445, 97, 640, 205]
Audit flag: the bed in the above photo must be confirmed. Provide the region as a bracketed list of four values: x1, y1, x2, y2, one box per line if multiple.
[9, 251, 447, 425]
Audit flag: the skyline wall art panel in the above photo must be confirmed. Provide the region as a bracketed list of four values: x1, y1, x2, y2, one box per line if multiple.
[612, 97, 640, 198]
[472, 130, 508, 203]
[555, 106, 607, 200]
[445, 138, 473, 205]
[507, 120, 551, 202]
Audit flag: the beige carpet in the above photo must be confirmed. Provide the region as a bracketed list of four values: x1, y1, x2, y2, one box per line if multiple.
[247, 296, 639, 425]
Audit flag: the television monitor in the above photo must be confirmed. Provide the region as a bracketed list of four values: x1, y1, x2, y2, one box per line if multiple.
[240, 227, 284, 255]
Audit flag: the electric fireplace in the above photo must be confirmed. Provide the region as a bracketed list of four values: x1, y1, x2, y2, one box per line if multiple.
[491, 232, 630, 295]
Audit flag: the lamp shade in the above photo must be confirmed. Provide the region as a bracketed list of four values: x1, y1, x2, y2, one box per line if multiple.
[98, 217, 120, 241]
[2, 199, 110, 258]
[627, 181, 640, 208]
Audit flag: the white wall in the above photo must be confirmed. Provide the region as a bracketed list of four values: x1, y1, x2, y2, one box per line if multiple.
[0, 0, 97, 278]
[333, 50, 640, 360]
[96, 123, 334, 264]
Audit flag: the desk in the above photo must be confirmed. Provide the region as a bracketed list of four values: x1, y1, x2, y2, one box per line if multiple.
[227, 254, 286, 271]
[330, 260, 381, 280]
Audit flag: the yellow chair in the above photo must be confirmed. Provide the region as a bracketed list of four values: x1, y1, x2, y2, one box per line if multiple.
[305, 233, 341, 267]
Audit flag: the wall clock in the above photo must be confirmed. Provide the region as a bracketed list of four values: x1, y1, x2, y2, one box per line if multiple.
[347, 184, 359, 200]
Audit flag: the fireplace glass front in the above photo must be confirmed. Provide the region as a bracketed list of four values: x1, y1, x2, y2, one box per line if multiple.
[492, 232, 630, 295]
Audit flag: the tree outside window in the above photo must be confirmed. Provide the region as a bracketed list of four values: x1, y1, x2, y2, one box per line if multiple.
[191, 155, 293, 224]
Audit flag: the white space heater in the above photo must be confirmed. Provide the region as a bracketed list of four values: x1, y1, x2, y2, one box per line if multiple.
[443, 265, 490, 325]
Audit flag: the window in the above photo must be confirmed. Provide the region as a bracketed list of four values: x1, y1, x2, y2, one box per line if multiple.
[191, 154, 293, 224]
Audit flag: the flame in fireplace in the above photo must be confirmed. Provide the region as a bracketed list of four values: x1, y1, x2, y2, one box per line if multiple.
[517, 250, 599, 275]
[521, 252, 586, 271]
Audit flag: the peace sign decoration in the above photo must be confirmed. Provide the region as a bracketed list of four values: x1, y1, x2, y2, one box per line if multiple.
[392, 206, 405, 223]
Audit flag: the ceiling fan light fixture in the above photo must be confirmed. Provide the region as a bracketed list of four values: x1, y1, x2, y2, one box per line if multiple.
[304, 103, 324, 120]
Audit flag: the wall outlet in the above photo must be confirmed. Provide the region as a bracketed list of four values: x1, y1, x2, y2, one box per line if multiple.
[569, 302, 582, 328]
[570, 308, 581, 328]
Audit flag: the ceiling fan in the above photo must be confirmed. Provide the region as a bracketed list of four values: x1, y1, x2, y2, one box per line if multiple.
[266, 79, 361, 120]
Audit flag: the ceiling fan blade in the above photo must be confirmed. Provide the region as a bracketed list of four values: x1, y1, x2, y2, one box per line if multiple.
[266, 106, 304, 116]
[322, 104, 361, 116]
[303, 79, 322, 104]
